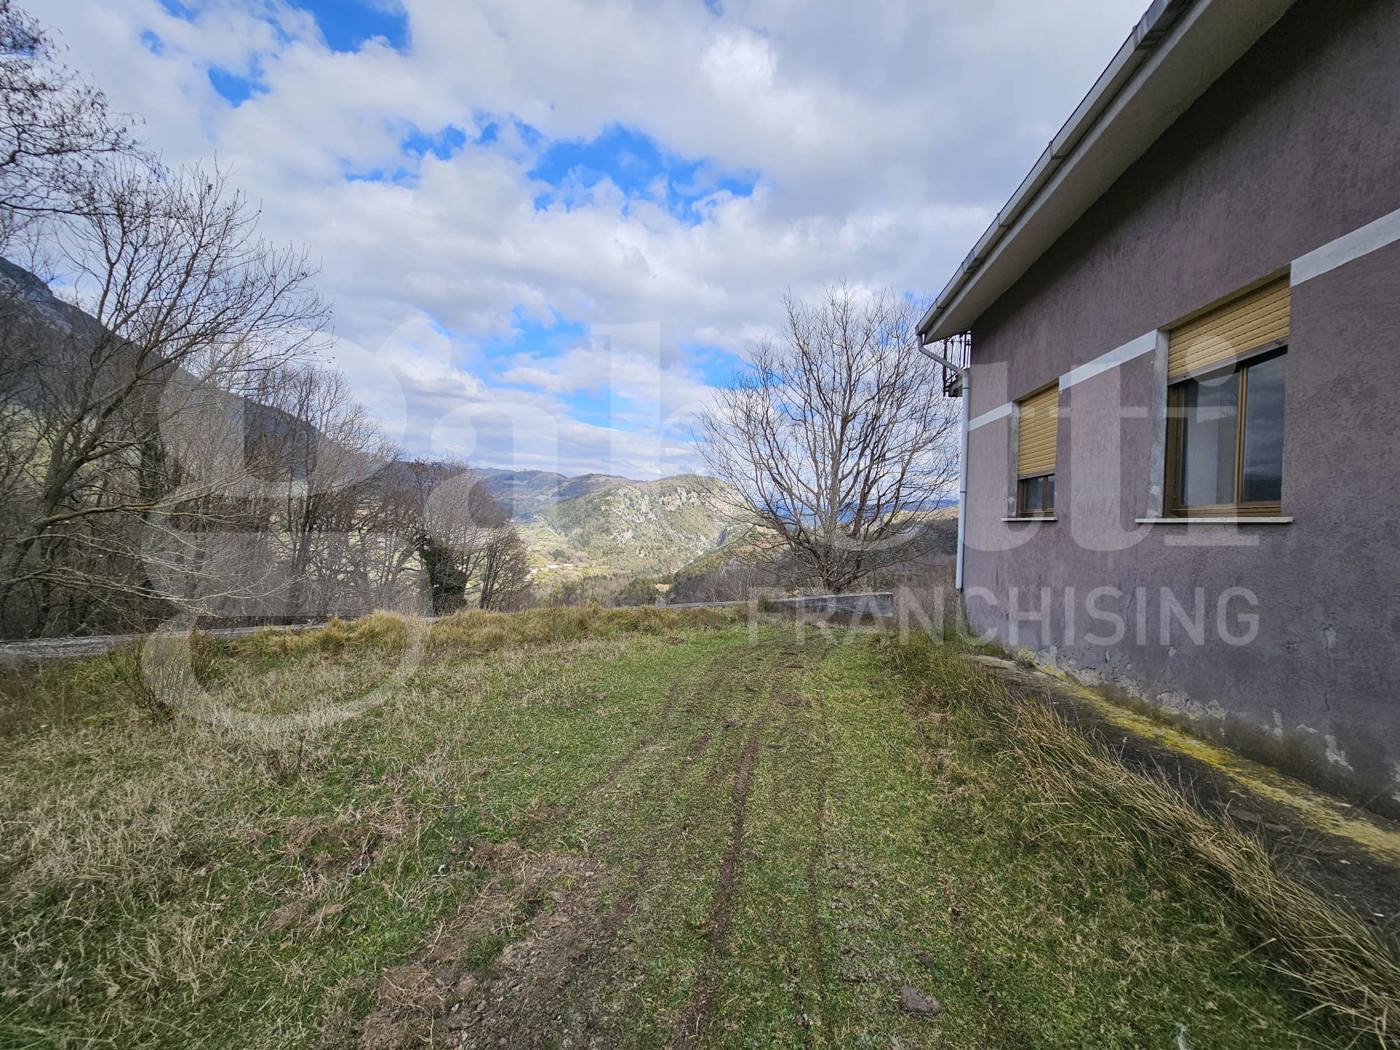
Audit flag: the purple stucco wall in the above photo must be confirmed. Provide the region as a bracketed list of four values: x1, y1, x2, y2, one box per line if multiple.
[961, 0, 1400, 813]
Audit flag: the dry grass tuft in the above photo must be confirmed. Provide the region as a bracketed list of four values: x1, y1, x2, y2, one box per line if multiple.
[883, 631, 1400, 1048]
[244, 611, 413, 659]
[425, 604, 745, 655]
[231, 605, 746, 663]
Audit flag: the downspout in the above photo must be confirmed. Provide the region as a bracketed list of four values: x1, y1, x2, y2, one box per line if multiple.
[916, 341, 969, 591]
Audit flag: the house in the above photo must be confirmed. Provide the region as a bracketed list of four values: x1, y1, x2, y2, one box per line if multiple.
[916, 0, 1400, 814]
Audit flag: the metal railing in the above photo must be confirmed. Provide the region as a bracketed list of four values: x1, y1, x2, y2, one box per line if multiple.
[930, 332, 971, 397]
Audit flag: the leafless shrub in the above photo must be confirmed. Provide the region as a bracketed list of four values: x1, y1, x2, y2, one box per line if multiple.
[105, 645, 171, 719]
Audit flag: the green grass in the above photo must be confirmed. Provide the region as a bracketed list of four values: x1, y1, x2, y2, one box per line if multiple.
[880, 631, 1400, 1047]
[0, 611, 1384, 1047]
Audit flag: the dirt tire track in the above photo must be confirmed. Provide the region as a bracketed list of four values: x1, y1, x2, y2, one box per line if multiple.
[456, 640, 787, 1048]
[352, 636, 801, 1049]
[593, 679, 683, 788]
[669, 713, 770, 1050]
[707, 721, 766, 951]
[551, 642, 751, 834]
[497, 641, 807, 1049]
[517, 653, 762, 999]
[554, 672, 689, 830]
[762, 640, 838, 1048]
[801, 651, 835, 1046]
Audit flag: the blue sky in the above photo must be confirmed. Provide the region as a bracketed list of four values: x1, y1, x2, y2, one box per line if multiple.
[287, 0, 409, 51]
[528, 123, 759, 225]
[45, 0, 1148, 477]
[163, 0, 410, 52]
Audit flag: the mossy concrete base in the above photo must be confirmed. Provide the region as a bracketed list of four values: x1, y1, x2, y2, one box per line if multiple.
[964, 653, 1400, 927]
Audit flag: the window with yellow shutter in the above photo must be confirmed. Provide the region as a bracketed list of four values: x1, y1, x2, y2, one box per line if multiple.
[1016, 384, 1059, 517]
[1165, 278, 1289, 516]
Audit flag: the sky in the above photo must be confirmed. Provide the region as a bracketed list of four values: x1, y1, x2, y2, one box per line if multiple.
[41, 0, 1148, 479]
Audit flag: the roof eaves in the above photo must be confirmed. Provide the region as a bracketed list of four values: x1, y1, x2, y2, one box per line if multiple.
[918, 0, 1294, 343]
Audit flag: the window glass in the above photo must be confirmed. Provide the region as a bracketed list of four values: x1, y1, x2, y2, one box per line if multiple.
[1177, 372, 1239, 507]
[1020, 478, 1042, 514]
[1017, 475, 1054, 516]
[1241, 354, 1285, 503]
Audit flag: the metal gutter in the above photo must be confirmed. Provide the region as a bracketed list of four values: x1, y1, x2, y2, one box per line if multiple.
[910, 0, 1191, 593]
[915, 342, 970, 590]
[916, 0, 1194, 340]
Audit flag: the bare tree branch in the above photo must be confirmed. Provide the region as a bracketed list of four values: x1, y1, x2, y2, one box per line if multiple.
[0, 0, 146, 248]
[0, 165, 328, 636]
[699, 284, 958, 593]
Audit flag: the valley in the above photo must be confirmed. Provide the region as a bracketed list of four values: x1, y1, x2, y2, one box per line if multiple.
[477, 469, 743, 583]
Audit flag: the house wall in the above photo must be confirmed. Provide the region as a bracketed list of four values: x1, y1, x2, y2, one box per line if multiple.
[961, 0, 1400, 813]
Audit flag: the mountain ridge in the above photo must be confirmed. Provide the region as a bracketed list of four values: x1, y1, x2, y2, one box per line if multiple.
[476, 469, 741, 579]
[1, 255, 743, 585]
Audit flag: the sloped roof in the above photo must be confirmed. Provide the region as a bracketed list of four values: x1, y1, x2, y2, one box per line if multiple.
[917, 0, 1296, 343]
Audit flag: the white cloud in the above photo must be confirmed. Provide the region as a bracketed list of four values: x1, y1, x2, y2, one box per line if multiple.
[499, 338, 713, 414]
[37, 0, 1149, 477]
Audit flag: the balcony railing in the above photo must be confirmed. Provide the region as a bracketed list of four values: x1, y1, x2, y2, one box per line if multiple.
[929, 331, 971, 397]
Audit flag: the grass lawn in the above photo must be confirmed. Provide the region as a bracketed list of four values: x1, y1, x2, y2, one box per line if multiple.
[0, 609, 1386, 1047]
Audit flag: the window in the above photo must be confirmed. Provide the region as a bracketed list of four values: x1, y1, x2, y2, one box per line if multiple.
[1165, 278, 1289, 516]
[1017, 474, 1055, 516]
[1016, 385, 1058, 517]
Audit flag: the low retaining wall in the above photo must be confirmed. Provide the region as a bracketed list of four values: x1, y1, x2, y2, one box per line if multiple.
[0, 621, 329, 668]
[666, 592, 895, 619]
[1, 595, 898, 669]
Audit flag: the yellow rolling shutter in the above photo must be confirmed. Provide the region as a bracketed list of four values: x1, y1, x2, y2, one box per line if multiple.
[1168, 278, 1290, 379]
[1017, 385, 1059, 478]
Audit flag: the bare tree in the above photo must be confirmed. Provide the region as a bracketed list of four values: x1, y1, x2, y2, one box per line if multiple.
[317, 460, 417, 617]
[417, 468, 533, 613]
[257, 363, 394, 618]
[0, 0, 143, 247]
[0, 165, 327, 636]
[417, 465, 499, 615]
[699, 285, 959, 594]
[476, 527, 532, 611]
[328, 459, 536, 618]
